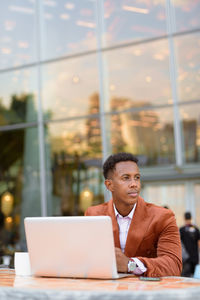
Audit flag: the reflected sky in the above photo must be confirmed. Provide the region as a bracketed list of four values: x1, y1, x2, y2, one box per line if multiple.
[0, 1, 200, 127]
[104, 39, 171, 106]
[175, 33, 200, 102]
[0, 0, 37, 69]
[0, 32, 200, 124]
[172, 0, 200, 32]
[41, 54, 99, 120]
[103, 0, 167, 45]
[1, 1, 200, 69]
[0, 67, 38, 109]
[41, 0, 97, 60]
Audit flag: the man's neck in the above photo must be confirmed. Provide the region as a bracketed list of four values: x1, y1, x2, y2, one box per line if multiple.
[185, 220, 192, 226]
[114, 203, 136, 217]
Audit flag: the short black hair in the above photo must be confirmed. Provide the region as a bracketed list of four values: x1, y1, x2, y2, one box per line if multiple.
[103, 152, 138, 179]
[184, 212, 192, 220]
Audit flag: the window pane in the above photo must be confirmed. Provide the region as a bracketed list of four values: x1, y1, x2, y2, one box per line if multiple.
[179, 103, 200, 163]
[41, 0, 97, 60]
[174, 33, 200, 103]
[104, 40, 172, 111]
[173, 0, 200, 32]
[105, 108, 175, 166]
[0, 1, 37, 70]
[144, 184, 185, 227]
[0, 68, 38, 126]
[194, 183, 200, 227]
[103, 0, 167, 47]
[45, 119, 103, 216]
[0, 127, 40, 265]
[42, 55, 99, 121]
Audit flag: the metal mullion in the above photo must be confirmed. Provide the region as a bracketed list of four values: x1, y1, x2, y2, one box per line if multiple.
[95, 0, 111, 202]
[166, 0, 183, 167]
[0, 122, 38, 132]
[36, 0, 47, 216]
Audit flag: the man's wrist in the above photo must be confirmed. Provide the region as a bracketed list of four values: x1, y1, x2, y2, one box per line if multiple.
[129, 258, 147, 275]
[127, 258, 137, 273]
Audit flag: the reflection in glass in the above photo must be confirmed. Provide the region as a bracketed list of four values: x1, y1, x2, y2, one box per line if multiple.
[144, 184, 185, 226]
[103, 0, 167, 47]
[42, 55, 99, 121]
[45, 118, 103, 216]
[194, 183, 200, 227]
[0, 127, 40, 264]
[104, 40, 172, 111]
[106, 108, 175, 166]
[174, 33, 200, 103]
[173, 0, 200, 32]
[0, 68, 38, 125]
[179, 103, 200, 163]
[41, 0, 97, 60]
[0, 1, 37, 69]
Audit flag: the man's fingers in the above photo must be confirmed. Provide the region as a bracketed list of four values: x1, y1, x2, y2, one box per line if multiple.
[115, 247, 122, 254]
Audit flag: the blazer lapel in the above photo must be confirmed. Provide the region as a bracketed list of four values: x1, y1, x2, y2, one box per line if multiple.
[124, 197, 152, 257]
[107, 199, 121, 248]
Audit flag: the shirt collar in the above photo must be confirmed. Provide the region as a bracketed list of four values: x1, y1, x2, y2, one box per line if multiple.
[113, 203, 136, 219]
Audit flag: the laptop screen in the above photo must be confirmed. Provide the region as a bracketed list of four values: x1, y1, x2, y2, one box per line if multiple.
[24, 216, 119, 279]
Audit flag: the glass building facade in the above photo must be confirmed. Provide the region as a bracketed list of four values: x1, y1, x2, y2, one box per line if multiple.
[0, 0, 200, 259]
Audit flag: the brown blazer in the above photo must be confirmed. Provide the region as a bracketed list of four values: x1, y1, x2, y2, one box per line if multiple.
[85, 196, 182, 277]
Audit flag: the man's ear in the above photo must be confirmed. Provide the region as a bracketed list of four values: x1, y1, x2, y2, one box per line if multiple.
[104, 179, 113, 192]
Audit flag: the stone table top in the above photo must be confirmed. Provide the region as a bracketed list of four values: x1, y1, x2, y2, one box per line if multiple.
[0, 269, 200, 300]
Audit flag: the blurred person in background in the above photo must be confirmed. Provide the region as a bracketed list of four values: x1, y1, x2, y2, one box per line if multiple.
[180, 212, 200, 277]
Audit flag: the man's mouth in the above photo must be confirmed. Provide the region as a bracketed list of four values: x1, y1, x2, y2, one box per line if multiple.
[128, 191, 138, 197]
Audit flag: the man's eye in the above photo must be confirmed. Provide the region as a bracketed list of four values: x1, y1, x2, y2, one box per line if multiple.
[122, 176, 129, 180]
[135, 176, 141, 180]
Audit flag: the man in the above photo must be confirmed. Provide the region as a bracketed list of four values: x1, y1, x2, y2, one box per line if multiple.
[180, 212, 200, 277]
[85, 152, 182, 277]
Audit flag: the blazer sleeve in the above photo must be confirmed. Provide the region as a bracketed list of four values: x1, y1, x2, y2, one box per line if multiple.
[137, 212, 182, 277]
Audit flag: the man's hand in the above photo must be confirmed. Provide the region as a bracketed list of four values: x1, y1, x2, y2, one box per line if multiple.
[115, 247, 129, 273]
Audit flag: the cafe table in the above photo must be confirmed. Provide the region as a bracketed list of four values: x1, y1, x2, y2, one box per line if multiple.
[1, 268, 200, 300]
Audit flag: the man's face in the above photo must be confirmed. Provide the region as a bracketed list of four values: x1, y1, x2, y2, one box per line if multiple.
[105, 161, 141, 214]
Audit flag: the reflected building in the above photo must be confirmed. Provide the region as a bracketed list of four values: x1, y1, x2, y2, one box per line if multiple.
[183, 119, 198, 163]
[110, 97, 174, 165]
[85, 93, 102, 156]
[85, 94, 176, 165]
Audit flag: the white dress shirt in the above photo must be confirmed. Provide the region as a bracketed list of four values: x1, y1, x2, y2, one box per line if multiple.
[114, 204, 147, 275]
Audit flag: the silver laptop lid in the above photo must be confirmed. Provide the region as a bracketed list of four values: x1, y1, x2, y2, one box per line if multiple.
[24, 216, 119, 279]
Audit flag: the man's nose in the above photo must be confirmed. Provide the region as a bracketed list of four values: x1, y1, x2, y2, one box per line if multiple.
[128, 178, 137, 187]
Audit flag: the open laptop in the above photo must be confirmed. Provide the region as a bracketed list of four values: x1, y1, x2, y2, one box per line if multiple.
[24, 216, 131, 279]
